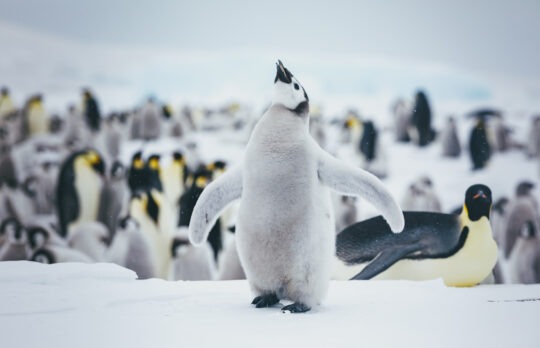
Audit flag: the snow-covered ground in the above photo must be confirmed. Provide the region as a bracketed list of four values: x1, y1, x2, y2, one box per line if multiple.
[1, 261, 539, 348]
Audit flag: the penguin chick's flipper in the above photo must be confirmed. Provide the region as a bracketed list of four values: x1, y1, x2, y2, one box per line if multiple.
[351, 244, 421, 280]
[281, 302, 311, 313]
[316, 144, 404, 232]
[189, 166, 243, 245]
[251, 294, 280, 308]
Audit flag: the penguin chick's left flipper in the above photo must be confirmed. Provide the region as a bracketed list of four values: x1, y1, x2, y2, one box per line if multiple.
[316, 144, 404, 232]
[189, 166, 243, 245]
[351, 244, 421, 280]
[281, 302, 311, 313]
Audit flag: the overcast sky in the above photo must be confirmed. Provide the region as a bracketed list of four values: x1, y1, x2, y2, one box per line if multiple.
[1, 0, 539, 79]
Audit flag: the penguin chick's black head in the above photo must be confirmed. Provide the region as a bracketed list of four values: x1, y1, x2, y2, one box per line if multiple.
[464, 184, 492, 221]
[275, 60, 293, 84]
[31, 249, 55, 264]
[273, 60, 309, 115]
[516, 181, 535, 196]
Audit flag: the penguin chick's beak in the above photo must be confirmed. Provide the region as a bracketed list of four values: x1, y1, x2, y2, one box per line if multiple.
[275, 60, 292, 84]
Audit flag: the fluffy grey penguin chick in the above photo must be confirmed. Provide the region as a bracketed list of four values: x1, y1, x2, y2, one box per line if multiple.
[189, 60, 404, 313]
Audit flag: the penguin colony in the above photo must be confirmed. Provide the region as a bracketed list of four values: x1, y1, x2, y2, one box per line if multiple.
[0, 60, 538, 303]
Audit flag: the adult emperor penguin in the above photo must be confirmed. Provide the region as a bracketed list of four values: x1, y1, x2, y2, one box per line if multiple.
[0, 87, 16, 121]
[335, 184, 498, 287]
[469, 117, 492, 170]
[146, 154, 164, 192]
[129, 190, 173, 279]
[189, 60, 404, 313]
[24, 94, 50, 138]
[56, 149, 105, 237]
[161, 151, 187, 209]
[128, 151, 147, 193]
[179, 166, 222, 261]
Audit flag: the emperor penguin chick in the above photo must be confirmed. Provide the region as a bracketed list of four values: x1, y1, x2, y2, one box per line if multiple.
[506, 222, 540, 284]
[188, 60, 404, 313]
[171, 227, 216, 281]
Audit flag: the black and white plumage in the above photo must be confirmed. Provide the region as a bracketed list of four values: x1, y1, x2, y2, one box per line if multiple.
[336, 184, 497, 287]
[56, 149, 105, 237]
[410, 90, 434, 147]
[82, 89, 101, 133]
[189, 60, 403, 313]
[469, 118, 492, 170]
[127, 151, 146, 194]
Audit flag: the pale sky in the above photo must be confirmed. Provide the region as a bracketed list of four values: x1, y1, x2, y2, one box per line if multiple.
[1, 0, 539, 80]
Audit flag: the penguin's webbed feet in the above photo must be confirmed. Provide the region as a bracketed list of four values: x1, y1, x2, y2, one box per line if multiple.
[281, 302, 311, 313]
[251, 293, 280, 308]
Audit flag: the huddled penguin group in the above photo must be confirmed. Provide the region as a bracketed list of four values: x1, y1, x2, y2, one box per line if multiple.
[1, 58, 539, 314]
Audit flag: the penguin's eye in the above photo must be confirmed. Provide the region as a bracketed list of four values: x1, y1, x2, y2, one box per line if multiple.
[294, 83, 300, 90]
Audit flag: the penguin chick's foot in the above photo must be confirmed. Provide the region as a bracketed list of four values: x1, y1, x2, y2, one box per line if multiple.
[281, 302, 311, 313]
[251, 294, 280, 308]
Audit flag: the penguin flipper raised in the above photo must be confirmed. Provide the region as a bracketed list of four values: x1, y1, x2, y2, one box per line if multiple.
[351, 244, 421, 280]
[316, 145, 404, 233]
[189, 166, 242, 245]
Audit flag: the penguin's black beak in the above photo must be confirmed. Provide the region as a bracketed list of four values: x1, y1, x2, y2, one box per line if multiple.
[275, 60, 292, 84]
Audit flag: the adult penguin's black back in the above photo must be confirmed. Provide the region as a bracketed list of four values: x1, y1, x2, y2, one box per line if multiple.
[359, 120, 377, 162]
[411, 90, 433, 147]
[56, 152, 79, 237]
[178, 166, 222, 261]
[469, 119, 491, 170]
[83, 89, 101, 132]
[56, 149, 104, 237]
[336, 184, 497, 286]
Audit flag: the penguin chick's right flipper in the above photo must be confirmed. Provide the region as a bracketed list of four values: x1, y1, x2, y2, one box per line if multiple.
[351, 244, 421, 280]
[316, 144, 404, 232]
[189, 166, 243, 245]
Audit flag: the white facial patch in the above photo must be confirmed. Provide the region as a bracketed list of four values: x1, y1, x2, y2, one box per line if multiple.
[273, 77, 308, 111]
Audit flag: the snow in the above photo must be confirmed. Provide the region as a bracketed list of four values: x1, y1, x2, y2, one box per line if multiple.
[0, 262, 538, 348]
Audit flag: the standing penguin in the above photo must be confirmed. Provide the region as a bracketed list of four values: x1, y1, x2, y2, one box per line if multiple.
[170, 228, 216, 281]
[0, 87, 16, 121]
[440, 116, 461, 158]
[0, 218, 28, 261]
[82, 88, 101, 133]
[490, 197, 510, 283]
[179, 166, 222, 262]
[401, 177, 442, 213]
[56, 150, 105, 237]
[410, 90, 434, 147]
[506, 222, 540, 284]
[188, 60, 404, 313]
[146, 154, 163, 192]
[129, 190, 173, 279]
[333, 194, 358, 234]
[105, 216, 156, 279]
[24, 94, 49, 138]
[161, 152, 187, 210]
[98, 160, 128, 236]
[469, 117, 492, 170]
[392, 98, 411, 143]
[336, 184, 498, 287]
[502, 182, 540, 258]
[527, 116, 540, 158]
[138, 99, 163, 141]
[359, 120, 377, 163]
[127, 151, 147, 194]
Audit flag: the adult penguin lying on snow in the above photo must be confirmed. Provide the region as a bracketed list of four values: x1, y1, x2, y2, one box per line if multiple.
[335, 184, 497, 287]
